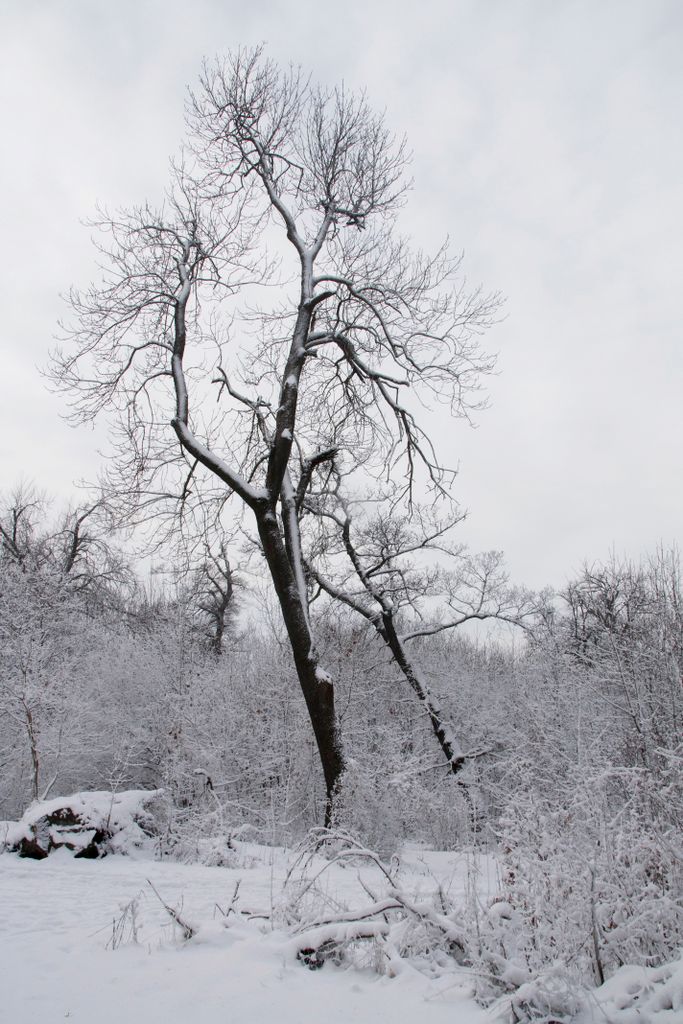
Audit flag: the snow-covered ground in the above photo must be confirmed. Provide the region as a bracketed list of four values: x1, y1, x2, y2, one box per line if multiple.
[1, 843, 493, 1024]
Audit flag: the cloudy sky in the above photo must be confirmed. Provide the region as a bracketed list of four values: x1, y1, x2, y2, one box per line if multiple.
[1, 0, 681, 590]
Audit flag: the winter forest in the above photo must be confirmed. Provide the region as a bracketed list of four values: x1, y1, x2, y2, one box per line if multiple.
[2, 38, 682, 1024]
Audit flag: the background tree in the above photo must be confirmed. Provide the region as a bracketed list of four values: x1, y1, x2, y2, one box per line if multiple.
[552, 549, 682, 770]
[182, 539, 242, 656]
[0, 484, 44, 566]
[0, 488, 138, 811]
[0, 486, 131, 600]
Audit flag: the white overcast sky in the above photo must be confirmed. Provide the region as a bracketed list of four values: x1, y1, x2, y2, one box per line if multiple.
[1, 0, 681, 590]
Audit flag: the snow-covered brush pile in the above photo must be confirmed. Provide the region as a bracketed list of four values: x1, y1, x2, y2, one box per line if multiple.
[0, 789, 163, 859]
[272, 828, 471, 976]
[268, 831, 585, 1019]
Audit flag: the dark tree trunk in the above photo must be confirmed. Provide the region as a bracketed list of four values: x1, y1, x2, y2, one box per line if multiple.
[256, 506, 345, 824]
[379, 612, 477, 826]
[379, 613, 465, 775]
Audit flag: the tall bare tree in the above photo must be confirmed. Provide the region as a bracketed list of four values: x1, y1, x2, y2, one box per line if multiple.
[51, 49, 498, 821]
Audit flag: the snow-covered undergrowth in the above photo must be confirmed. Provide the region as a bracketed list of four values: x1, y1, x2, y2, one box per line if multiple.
[1, 833, 491, 1024]
[269, 829, 683, 1023]
[472, 764, 683, 1021]
[3, 811, 682, 1023]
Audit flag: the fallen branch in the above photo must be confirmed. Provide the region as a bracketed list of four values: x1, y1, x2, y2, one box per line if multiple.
[146, 879, 195, 940]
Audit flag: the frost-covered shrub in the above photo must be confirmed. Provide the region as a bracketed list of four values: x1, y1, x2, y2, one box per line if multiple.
[466, 757, 683, 1015]
[156, 799, 256, 867]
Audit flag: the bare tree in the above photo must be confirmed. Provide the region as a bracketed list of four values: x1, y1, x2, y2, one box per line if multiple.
[0, 558, 83, 803]
[552, 549, 683, 770]
[0, 487, 131, 600]
[0, 485, 45, 566]
[301, 465, 540, 776]
[192, 540, 240, 656]
[51, 49, 498, 822]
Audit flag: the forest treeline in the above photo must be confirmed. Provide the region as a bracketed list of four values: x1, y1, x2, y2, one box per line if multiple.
[1, 486, 681, 994]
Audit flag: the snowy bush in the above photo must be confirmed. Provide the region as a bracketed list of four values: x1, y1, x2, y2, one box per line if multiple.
[156, 799, 257, 868]
[462, 757, 683, 1018]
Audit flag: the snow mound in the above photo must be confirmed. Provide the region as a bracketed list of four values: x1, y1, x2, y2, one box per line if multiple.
[0, 789, 164, 859]
[585, 954, 683, 1023]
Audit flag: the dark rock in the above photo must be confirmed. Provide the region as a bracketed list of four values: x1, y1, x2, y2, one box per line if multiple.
[17, 834, 49, 860]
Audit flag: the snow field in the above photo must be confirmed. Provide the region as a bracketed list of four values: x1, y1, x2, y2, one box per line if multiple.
[0, 844, 490, 1024]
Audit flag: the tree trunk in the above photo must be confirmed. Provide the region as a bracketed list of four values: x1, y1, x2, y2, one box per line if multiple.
[23, 700, 40, 802]
[379, 613, 466, 775]
[256, 506, 345, 824]
[378, 613, 478, 827]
